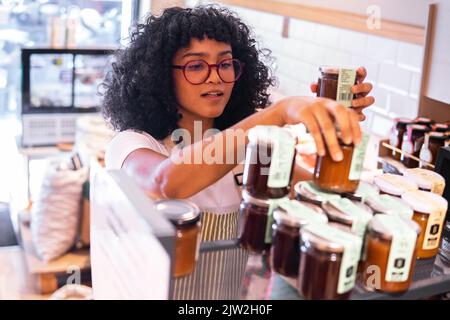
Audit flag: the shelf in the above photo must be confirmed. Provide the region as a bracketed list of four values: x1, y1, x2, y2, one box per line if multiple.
[268, 253, 450, 300]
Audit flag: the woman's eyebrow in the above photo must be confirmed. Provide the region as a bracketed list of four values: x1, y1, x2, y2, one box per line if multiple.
[182, 50, 232, 59]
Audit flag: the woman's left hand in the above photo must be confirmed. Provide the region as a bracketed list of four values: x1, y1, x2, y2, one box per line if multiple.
[310, 66, 375, 121]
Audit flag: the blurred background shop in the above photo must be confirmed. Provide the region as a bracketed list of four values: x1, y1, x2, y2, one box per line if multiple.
[0, 0, 449, 300]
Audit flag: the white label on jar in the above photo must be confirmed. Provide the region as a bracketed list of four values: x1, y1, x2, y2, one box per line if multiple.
[267, 135, 296, 188]
[419, 146, 432, 165]
[348, 133, 369, 181]
[377, 215, 417, 283]
[329, 198, 372, 239]
[337, 68, 357, 107]
[423, 207, 446, 250]
[304, 223, 362, 294]
[265, 197, 290, 244]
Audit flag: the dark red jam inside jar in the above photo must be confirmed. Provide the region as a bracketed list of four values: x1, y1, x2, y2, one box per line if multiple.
[243, 126, 296, 199]
[317, 66, 356, 102]
[401, 124, 430, 168]
[238, 191, 272, 254]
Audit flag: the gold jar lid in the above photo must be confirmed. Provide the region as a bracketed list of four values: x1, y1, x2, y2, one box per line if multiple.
[155, 199, 201, 226]
[368, 214, 421, 242]
[322, 198, 373, 226]
[401, 190, 448, 215]
[365, 194, 413, 219]
[373, 173, 418, 196]
[294, 181, 341, 205]
[403, 168, 445, 192]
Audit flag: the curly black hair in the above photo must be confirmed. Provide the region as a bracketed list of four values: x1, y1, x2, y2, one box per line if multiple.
[101, 5, 276, 140]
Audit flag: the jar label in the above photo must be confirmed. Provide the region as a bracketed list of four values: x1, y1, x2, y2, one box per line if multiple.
[267, 133, 296, 188]
[419, 146, 432, 167]
[265, 197, 290, 244]
[329, 198, 372, 239]
[278, 200, 328, 224]
[304, 224, 362, 294]
[348, 133, 369, 181]
[337, 68, 357, 107]
[423, 206, 446, 250]
[377, 215, 417, 283]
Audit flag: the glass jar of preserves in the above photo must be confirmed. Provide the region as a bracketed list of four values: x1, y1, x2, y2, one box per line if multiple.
[401, 190, 448, 259]
[373, 173, 418, 198]
[414, 117, 434, 128]
[343, 181, 379, 202]
[432, 123, 449, 133]
[317, 66, 357, 107]
[294, 181, 341, 206]
[271, 200, 328, 277]
[155, 199, 202, 277]
[321, 198, 373, 239]
[365, 194, 413, 220]
[419, 132, 450, 167]
[401, 124, 430, 168]
[390, 118, 413, 160]
[403, 168, 446, 196]
[314, 134, 369, 193]
[243, 126, 296, 199]
[298, 223, 362, 299]
[238, 190, 288, 254]
[362, 214, 420, 293]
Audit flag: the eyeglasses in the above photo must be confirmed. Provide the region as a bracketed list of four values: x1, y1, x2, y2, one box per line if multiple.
[172, 58, 244, 85]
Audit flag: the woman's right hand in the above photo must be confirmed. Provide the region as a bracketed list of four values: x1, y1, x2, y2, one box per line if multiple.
[276, 96, 362, 162]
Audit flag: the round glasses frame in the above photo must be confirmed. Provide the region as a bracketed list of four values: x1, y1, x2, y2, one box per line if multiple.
[172, 58, 244, 85]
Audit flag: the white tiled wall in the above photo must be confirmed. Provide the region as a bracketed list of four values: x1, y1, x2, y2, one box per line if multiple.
[187, 1, 425, 137]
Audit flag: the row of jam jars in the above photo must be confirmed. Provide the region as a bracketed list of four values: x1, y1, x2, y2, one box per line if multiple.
[419, 132, 450, 168]
[373, 173, 418, 198]
[401, 124, 430, 168]
[401, 190, 448, 259]
[239, 126, 296, 254]
[390, 118, 413, 161]
[270, 199, 328, 278]
[155, 199, 202, 277]
[298, 223, 362, 299]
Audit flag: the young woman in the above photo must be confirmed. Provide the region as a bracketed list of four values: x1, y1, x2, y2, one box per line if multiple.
[102, 5, 374, 299]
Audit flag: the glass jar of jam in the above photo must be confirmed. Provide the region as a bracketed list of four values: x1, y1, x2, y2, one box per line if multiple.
[403, 168, 446, 196]
[155, 199, 202, 277]
[373, 173, 418, 198]
[401, 190, 448, 259]
[401, 124, 431, 168]
[362, 214, 420, 293]
[271, 200, 328, 278]
[321, 198, 373, 239]
[243, 126, 296, 199]
[317, 66, 357, 107]
[365, 194, 413, 220]
[390, 118, 413, 160]
[294, 181, 341, 206]
[419, 132, 450, 167]
[298, 223, 362, 299]
[314, 134, 369, 193]
[343, 181, 379, 202]
[238, 191, 288, 254]
[432, 123, 450, 133]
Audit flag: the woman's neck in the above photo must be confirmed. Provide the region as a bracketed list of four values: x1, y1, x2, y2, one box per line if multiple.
[177, 109, 214, 143]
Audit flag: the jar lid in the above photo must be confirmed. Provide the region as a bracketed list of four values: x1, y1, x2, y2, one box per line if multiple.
[322, 198, 373, 226]
[154, 199, 201, 226]
[395, 118, 413, 125]
[403, 168, 445, 191]
[241, 190, 271, 207]
[365, 194, 413, 219]
[401, 190, 448, 215]
[294, 181, 341, 205]
[247, 125, 296, 146]
[429, 132, 449, 141]
[373, 173, 418, 196]
[415, 117, 434, 125]
[343, 181, 379, 202]
[433, 123, 449, 132]
[368, 214, 421, 241]
[407, 124, 430, 133]
[274, 200, 328, 228]
[300, 223, 362, 254]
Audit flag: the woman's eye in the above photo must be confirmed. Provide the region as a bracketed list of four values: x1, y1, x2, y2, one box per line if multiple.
[186, 63, 205, 71]
[220, 62, 232, 69]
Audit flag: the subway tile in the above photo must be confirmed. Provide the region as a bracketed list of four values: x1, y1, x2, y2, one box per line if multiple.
[366, 35, 398, 63]
[378, 62, 413, 93]
[301, 42, 326, 65]
[314, 24, 340, 48]
[280, 37, 305, 60]
[339, 29, 367, 55]
[409, 72, 422, 99]
[370, 111, 395, 137]
[370, 85, 389, 110]
[351, 55, 380, 82]
[289, 18, 317, 42]
[388, 93, 419, 119]
[397, 42, 424, 72]
[324, 50, 352, 67]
